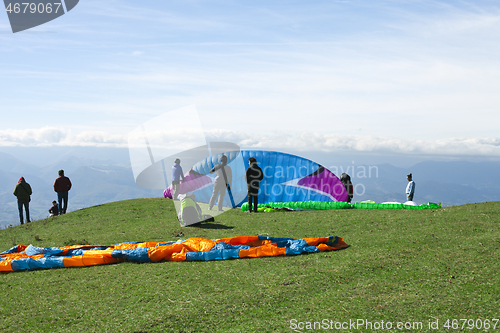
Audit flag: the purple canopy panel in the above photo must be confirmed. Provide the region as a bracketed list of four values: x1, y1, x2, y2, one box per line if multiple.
[164, 171, 213, 199]
[297, 168, 349, 202]
[163, 187, 173, 199]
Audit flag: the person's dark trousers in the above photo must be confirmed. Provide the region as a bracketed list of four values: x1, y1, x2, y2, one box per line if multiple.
[58, 191, 69, 214]
[248, 194, 258, 213]
[17, 200, 30, 224]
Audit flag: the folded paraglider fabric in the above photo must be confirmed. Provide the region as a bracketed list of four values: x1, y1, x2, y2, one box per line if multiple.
[0, 235, 349, 273]
[240, 201, 441, 211]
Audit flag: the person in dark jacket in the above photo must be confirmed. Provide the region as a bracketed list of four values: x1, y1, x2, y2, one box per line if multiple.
[245, 157, 264, 213]
[340, 173, 354, 203]
[49, 200, 59, 217]
[53, 169, 72, 215]
[13, 177, 32, 224]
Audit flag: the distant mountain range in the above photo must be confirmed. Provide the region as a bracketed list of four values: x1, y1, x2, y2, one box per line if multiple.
[349, 160, 500, 205]
[1, 146, 499, 227]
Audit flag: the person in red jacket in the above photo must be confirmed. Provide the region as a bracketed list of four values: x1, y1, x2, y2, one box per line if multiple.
[53, 169, 72, 215]
[49, 200, 59, 217]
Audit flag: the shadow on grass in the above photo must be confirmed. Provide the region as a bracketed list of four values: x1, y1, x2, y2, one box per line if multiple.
[192, 223, 234, 230]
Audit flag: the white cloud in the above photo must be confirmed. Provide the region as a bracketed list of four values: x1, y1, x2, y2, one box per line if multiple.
[206, 130, 500, 157]
[0, 127, 126, 147]
[2, 127, 498, 158]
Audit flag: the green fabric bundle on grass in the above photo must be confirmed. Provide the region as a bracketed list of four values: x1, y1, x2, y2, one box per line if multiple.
[241, 201, 440, 211]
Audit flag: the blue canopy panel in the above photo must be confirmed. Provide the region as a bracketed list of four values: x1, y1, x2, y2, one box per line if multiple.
[164, 150, 348, 206]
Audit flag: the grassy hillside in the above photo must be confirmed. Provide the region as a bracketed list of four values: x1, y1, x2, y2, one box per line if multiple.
[1, 198, 499, 332]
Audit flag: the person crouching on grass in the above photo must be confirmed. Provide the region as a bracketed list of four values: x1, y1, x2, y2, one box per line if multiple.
[245, 157, 263, 213]
[49, 200, 59, 217]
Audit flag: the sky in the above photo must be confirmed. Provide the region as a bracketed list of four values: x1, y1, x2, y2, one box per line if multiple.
[1, 0, 500, 160]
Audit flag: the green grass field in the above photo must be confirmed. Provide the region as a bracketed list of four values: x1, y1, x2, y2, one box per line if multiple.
[1, 198, 499, 332]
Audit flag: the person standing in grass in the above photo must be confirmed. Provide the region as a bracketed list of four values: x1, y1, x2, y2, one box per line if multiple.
[171, 158, 185, 200]
[245, 157, 263, 213]
[208, 155, 232, 211]
[54, 169, 72, 215]
[406, 173, 415, 201]
[13, 177, 32, 224]
[340, 173, 354, 203]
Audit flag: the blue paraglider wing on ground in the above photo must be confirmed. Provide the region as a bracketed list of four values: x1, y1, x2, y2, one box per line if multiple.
[164, 150, 348, 206]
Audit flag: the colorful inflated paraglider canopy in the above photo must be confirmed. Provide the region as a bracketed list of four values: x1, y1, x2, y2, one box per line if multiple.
[164, 150, 348, 206]
[0, 235, 349, 272]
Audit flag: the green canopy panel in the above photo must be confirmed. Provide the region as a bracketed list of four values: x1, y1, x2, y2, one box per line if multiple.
[241, 201, 441, 211]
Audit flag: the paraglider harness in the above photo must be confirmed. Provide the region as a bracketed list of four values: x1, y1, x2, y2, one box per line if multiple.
[177, 194, 214, 227]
